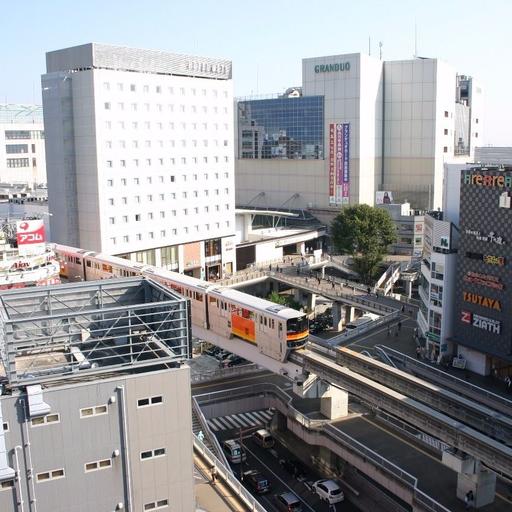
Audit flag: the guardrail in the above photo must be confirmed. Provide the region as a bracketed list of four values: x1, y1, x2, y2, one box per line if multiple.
[194, 435, 267, 512]
[378, 345, 512, 413]
[194, 382, 451, 512]
[191, 363, 263, 384]
[310, 309, 399, 347]
[192, 396, 230, 468]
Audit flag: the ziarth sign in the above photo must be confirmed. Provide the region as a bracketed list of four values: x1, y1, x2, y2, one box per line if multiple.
[461, 310, 501, 334]
[315, 62, 350, 73]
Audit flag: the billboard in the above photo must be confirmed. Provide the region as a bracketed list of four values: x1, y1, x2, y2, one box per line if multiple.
[329, 123, 350, 205]
[16, 220, 45, 256]
[375, 191, 394, 205]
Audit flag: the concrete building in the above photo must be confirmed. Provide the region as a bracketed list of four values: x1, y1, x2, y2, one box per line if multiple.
[452, 166, 512, 376]
[474, 146, 512, 165]
[234, 208, 326, 269]
[0, 105, 46, 186]
[376, 202, 424, 257]
[0, 277, 194, 512]
[236, 53, 483, 219]
[42, 43, 236, 280]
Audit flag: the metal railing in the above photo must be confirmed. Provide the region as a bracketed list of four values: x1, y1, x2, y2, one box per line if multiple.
[192, 396, 230, 468]
[378, 345, 512, 413]
[193, 435, 267, 512]
[191, 363, 263, 384]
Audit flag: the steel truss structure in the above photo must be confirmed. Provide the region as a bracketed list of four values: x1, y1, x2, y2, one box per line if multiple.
[0, 277, 190, 385]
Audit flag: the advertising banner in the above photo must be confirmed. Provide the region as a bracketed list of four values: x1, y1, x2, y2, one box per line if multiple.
[342, 123, 350, 204]
[329, 123, 350, 205]
[375, 191, 394, 205]
[16, 220, 45, 256]
[329, 124, 335, 204]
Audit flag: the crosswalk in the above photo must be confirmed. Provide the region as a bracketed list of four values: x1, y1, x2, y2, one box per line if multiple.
[207, 409, 274, 432]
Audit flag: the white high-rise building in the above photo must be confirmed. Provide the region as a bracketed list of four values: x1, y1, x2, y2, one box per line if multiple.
[42, 43, 236, 280]
[0, 104, 46, 186]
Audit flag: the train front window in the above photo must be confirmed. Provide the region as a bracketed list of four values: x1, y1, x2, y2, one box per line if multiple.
[287, 316, 308, 334]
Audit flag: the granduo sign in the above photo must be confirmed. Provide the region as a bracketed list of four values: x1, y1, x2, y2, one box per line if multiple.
[461, 310, 501, 334]
[462, 291, 501, 311]
[314, 62, 350, 73]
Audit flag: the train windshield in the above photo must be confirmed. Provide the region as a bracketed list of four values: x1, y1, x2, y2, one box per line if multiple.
[287, 316, 309, 334]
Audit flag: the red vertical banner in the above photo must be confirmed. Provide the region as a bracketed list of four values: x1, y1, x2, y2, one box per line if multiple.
[329, 124, 335, 203]
[336, 124, 344, 204]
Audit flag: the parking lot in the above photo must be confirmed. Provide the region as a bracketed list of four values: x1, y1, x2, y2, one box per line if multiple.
[215, 426, 361, 512]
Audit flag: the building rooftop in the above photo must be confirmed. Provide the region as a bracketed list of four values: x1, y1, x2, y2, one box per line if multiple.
[0, 277, 190, 387]
[0, 104, 44, 125]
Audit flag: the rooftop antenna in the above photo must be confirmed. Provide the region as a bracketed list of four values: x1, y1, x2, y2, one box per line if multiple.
[414, 22, 418, 58]
[379, 41, 383, 60]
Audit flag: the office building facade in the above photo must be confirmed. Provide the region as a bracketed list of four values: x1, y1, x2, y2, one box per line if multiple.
[0, 105, 46, 186]
[42, 43, 236, 279]
[452, 167, 512, 375]
[236, 53, 483, 216]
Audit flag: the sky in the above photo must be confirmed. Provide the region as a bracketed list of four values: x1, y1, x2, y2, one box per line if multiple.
[1, 0, 511, 145]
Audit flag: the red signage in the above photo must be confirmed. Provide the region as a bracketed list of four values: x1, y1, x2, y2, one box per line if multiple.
[329, 124, 335, 202]
[16, 220, 45, 245]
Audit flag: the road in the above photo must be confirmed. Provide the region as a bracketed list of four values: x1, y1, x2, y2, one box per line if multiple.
[215, 428, 360, 512]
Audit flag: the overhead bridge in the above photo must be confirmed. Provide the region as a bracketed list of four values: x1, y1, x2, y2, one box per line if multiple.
[296, 350, 512, 477]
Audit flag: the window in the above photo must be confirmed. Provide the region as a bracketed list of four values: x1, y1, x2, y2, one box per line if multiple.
[121, 178, 127, 186]
[130, 84, 136, 92]
[148, 232, 154, 239]
[136, 233, 142, 241]
[159, 194, 165, 200]
[137, 395, 163, 408]
[160, 211, 165, 218]
[135, 196, 141, 203]
[135, 214, 141, 221]
[170, 175, 175, 182]
[172, 229, 177, 235]
[2, 422, 8, 432]
[117, 102, 124, 111]
[444, 111, 449, 117]
[123, 235, 129, 243]
[183, 208, 188, 215]
[120, 160, 126, 167]
[475, 132, 479, 138]
[123, 215, 128, 223]
[109, 217, 115, 225]
[147, 195, 153, 202]
[171, 210, 176, 216]
[122, 197, 127, 204]
[80, 405, 108, 418]
[7, 158, 29, 168]
[107, 179, 113, 187]
[143, 85, 149, 93]
[36, 469, 65, 482]
[194, 207, 199, 214]
[215, 205, 220, 211]
[140, 448, 166, 460]
[104, 102, 111, 110]
[156, 86, 162, 94]
[6, 144, 28, 154]
[443, 146, 448, 153]
[104, 82, 110, 90]
[0, 480, 14, 491]
[204, 206, 209, 213]
[475, 118, 479, 124]
[85, 458, 112, 472]
[444, 128, 448, 135]
[110, 237, 116, 245]
[147, 177, 152, 184]
[144, 499, 169, 511]
[108, 198, 114, 206]
[160, 230, 166, 237]
[106, 160, 113, 168]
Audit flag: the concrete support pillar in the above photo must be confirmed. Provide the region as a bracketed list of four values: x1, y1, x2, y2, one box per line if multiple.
[297, 241, 306, 255]
[345, 306, 355, 323]
[293, 288, 301, 303]
[292, 373, 348, 420]
[307, 293, 317, 312]
[321, 266, 326, 278]
[404, 279, 413, 299]
[332, 303, 345, 331]
[442, 451, 497, 508]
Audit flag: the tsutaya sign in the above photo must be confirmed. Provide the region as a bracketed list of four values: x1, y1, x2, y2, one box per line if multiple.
[315, 62, 350, 73]
[329, 123, 350, 205]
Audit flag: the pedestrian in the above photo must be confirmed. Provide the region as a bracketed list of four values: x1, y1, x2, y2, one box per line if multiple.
[387, 325, 391, 337]
[269, 264, 272, 271]
[505, 376, 511, 392]
[296, 267, 300, 275]
[416, 346, 421, 359]
[197, 430, 205, 443]
[395, 327, 399, 337]
[398, 320, 402, 332]
[332, 281, 335, 289]
[276, 264, 279, 272]
[211, 465, 217, 485]
[367, 286, 371, 295]
[465, 489, 474, 509]
[413, 327, 418, 338]
[329, 503, 336, 512]
[401, 305, 405, 313]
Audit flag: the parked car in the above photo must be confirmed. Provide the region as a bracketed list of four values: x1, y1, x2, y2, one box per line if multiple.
[274, 491, 302, 512]
[215, 350, 232, 361]
[279, 458, 306, 480]
[312, 479, 344, 504]
[220, 354, 248, 368]
[203, 345, 222, 357]
[243, 469, 271, 494]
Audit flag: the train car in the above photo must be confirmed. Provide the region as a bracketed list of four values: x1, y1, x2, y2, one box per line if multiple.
[207, 287, 308, 363]
[143, 266, 219, 329]
[53, 244, 94, 281]
[53, 244, 309, 362]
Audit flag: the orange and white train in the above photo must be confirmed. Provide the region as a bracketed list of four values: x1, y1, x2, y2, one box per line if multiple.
[55, 244, 309, 362]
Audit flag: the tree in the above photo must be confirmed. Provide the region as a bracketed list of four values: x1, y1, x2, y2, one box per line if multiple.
[331, 204, 396, 283]
[267, 291, 302, 311]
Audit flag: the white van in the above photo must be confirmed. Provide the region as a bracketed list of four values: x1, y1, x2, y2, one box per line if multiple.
[345, 313, 379, 330]
[222, 439, 246, 464]
[253, 429, 275, 448]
